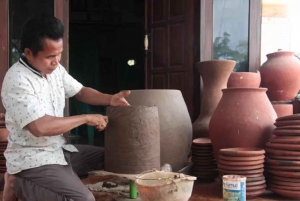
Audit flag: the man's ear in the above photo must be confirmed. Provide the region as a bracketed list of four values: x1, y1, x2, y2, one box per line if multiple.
[24, 48, 33, 60]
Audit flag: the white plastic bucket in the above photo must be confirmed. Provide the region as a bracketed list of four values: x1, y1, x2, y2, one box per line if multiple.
[135, 171, 196, 201]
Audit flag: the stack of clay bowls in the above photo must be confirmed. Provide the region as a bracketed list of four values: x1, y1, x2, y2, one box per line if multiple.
[191, 138, 218, 181]
[265, 114, 300, 199]
[218, 148, 266, 199]
[0, 115, 8, 174]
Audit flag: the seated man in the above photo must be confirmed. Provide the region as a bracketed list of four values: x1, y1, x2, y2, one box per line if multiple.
[1, 15, 130, 201]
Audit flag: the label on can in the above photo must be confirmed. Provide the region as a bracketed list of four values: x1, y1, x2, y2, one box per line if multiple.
[223, 175, 246, 201]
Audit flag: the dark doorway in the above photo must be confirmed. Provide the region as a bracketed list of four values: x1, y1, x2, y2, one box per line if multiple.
[69, 0, 145, 145]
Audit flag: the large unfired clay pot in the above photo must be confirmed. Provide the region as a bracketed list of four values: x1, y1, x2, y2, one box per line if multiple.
[227, 71, 261, 88]
[105, 106, 160, 174]
[126, 90, 192, 172]
[193, 60, 236, 139]
[209, 88, 277, 161]
[260, 51, 300, 101]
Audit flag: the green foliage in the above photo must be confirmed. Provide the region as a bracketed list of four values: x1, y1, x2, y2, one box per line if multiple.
[213, 32, 248, 72]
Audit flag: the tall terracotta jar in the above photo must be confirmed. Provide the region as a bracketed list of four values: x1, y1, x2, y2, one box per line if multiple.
[260, 51, 300, 101]
[193, 60, 236, 139]
[227, 71, 261, 88]
[209, 88, 277, 161]
[126, 90, 192, 171]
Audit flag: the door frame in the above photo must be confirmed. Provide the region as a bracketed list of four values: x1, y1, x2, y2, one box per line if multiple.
[0, 0, 9, 113]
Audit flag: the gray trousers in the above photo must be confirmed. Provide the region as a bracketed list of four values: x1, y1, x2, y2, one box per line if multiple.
[14, 145, 104, 201]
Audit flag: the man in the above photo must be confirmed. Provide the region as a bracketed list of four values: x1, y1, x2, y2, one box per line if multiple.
[1, 15, 130, 201]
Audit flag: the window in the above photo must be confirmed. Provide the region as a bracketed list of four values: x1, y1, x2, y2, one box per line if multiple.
[213, 0, 250, 72]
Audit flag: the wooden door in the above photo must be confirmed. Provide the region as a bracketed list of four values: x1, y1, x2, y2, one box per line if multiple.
[145, 0, 195, 118]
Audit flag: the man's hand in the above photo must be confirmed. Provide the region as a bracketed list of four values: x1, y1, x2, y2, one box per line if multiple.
[110, 91, 131, 106]
[86, 114, 108, 131]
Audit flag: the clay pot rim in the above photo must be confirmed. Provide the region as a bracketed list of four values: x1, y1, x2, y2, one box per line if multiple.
[198, 60, 236, 65]
[230, 70, 260, 75]
[192, 138, 211, 145]
[266, 51, 294, 59]
[271, 101, 293, 104]
[221, 87, 267, 92]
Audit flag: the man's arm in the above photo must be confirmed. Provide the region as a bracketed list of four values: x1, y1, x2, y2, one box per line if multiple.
[26, 114, 107, 137]
[75, 87, 131, 106]
[75, 87, 112, 106]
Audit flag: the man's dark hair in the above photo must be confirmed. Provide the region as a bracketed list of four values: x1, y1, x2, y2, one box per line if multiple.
[20, 14, 64, 56]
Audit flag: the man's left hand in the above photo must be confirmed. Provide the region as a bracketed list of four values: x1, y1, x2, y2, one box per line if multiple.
[110, 91, 131, 106]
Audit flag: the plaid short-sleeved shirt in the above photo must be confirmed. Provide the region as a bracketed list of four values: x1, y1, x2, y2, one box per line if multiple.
[1, 57, 83, 174]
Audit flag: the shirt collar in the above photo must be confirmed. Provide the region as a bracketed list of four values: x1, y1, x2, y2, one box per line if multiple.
[19, 54, 43, 78]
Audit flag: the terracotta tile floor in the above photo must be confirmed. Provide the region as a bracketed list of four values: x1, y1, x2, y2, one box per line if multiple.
[0, 176, 290, 201]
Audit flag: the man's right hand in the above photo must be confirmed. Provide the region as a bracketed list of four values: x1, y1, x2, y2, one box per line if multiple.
[86, 114, 108, 131]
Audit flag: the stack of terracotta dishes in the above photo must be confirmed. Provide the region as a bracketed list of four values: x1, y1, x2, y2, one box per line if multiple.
[218, 148, 266, 199]
[0, 115, 8, 174]
[191, 138, 218, 181]
[264, 114, 300, 199]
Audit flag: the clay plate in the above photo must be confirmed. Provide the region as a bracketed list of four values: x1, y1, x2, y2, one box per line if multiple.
[192, 150, 214, 155]
[192, 159, 217, 165]
[274, 125, 300, 130]
[268, 183, 300, 191]
[268, 178, 300, 187]
[218, 154, 265, 161]
[270, 136, 300, 144]
[218, 163, 264, 171]
[246, 188, 266, 199]
[219, 148, 265, 157]
[274, 120, 300, 127]
[192, 164, 218, 170]
[265, 157, 300, 166]
[276, 114, 300, 121]
[268, 169, 300, 178]
[192, 153, 215, 158]
[191, 157, 216, 163]
[246, 176, 265, 182]
[191, 145, 213, 150]
[266, 147, 300, 156]
[273, 129, 300, 136]
[219, 172, 263, 178]
[266, 164, 300, 171]
[218, 168, 264, 175]
[266, 142, 300, 151]
[267, 175, 300, 183]
[268, 186, 300, 199]
[246, 179, 266, 186]
[192, 138, 212, 145]
[246, 183, 266, 191]
[267, 154, 300, 161]
[218, 159, 264, 166]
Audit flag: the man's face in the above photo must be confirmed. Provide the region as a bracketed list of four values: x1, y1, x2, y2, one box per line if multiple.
[25, 38, 63, 76]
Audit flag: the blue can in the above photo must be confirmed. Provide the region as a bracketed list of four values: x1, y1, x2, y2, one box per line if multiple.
[223, 175, 246, 201]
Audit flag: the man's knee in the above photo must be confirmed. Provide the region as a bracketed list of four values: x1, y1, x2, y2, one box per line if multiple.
[86, 191, 95, 201]
[76, 190, 95, 201]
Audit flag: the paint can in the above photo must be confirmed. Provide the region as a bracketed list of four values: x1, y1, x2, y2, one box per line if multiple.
[222, 175, 246, 201]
